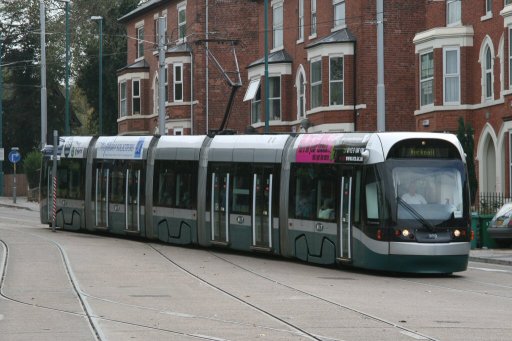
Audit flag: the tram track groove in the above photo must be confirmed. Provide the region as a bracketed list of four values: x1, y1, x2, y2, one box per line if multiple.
[147, 243, 328, 341]
[0, 227, 276, 340]
[202, 250, 443, 341]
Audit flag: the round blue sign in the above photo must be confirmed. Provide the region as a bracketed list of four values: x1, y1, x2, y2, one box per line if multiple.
[8, 150, 21, 164]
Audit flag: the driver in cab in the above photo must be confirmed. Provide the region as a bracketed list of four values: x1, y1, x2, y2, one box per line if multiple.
[401, 181, 427, 205]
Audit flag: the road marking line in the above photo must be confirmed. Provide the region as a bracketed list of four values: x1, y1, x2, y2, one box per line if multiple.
[469, 266, 512, 273]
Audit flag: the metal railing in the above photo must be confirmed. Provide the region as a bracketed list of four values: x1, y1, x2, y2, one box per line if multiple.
[476, 192, 512, 215]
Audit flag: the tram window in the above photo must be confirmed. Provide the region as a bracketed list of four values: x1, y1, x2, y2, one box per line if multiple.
[56, 159, 84, 199]
[110, 168, 125, 204]
[364, 167, 382, 221]
[291, 164, 337, 221]
[154, 160, 197, 209]
[231, 168, 251, 214]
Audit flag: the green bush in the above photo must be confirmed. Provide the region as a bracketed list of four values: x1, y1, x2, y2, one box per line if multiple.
[24, 150, 42, 189]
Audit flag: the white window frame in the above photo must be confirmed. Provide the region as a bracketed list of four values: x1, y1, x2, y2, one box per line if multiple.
[120, 81, 127, 117]
[298, 0, 304, 43]
[164, 66, 169, 102]
[177, 1, 187, 42]
[174, 63, 184, 102]
[446, 0, 461, 27]
[251, 84, 261, 124]
[132, 79, 140, 115]
[486, 0, 493, 15]
[484, 45, 494, 100]
[244, 78, 261, 102]
[443, 47, 460, 105]
[136, 26, 144, 59]
[333, 0, 346, 30]
[509, 27, 512, 89]
[296, 68, 306, 120]
[420, 51, 434, 107]
[310, 0, 317, 38]
[329, 55, 344, 106]
[174, 127, 184, 135]
[311, 58, 322, 109]
[269, 76, 281, 120]
[507, 0, 512, 6]
[272, 0, 284, 50]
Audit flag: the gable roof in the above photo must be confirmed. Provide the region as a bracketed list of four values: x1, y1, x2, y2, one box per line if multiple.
[118, 0, 170, 23]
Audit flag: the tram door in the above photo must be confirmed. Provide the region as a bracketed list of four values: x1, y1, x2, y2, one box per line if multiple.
[125, 165, 142, 232]
[252, 169, 273, 249]
[211, 172, 229, 243]
[95, 163, 109, 228]
[339, 170, 353, 260]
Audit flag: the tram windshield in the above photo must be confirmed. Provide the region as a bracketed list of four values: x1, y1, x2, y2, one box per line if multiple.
[385, 160, 467, 226]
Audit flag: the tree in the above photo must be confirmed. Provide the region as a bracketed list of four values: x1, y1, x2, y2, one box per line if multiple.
[457, 117, 478, 205]
[74, 0, 141, 135]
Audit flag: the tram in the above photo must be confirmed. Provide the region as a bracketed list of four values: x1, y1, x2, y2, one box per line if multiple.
[40, 132, 471, 273]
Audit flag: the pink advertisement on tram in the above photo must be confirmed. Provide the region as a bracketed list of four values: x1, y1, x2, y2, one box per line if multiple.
[296, 134, 338, 163]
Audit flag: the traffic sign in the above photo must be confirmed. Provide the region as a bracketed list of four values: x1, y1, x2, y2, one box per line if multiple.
[8, 148, 21, 164]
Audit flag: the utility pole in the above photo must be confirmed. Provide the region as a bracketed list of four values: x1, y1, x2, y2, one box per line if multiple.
[264, 0, 269, 133]
[91, 16, 103, 135]
[40, 0, 47, 147]
[158, 16, 166, 135]
[64, 0, 70, 135]
[376, 0, 385, 132]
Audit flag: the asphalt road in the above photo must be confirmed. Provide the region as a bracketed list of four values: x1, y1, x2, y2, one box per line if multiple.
[1, 205, 511, 341]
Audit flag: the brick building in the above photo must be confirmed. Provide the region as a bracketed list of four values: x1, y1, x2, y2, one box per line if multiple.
[413, 0, 512, 196]
[117, 0, 259, 136]
[117, 0, 512, 196]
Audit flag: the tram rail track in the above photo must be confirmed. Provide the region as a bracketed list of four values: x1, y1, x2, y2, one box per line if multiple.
[0, 227, 244, 341]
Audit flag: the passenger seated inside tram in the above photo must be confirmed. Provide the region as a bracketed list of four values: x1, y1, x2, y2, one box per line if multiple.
[318, 198, 335, 220]
[401, 181, 427, 205]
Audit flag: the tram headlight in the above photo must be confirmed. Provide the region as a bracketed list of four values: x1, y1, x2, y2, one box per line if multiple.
[402, 229, 410, 237]
[453, 229, 461, 238]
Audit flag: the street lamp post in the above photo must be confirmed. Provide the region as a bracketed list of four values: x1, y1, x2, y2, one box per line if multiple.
[62, 0, 70, 136]
[0, 36, 4, 196]
[91, 16, 103, 135]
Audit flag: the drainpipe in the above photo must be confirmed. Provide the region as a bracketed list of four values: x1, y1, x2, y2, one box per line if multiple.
[190, 48, 194, 134]
[353, 40, 357, 131]
[376, 0, 385, 131]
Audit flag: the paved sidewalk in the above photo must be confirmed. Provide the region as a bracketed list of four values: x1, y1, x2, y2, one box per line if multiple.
[1, 196, 511, 266]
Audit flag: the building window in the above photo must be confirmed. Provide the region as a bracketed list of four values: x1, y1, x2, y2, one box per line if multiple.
[485, 45, 493, 99]
[297, 71, 306, 119]
[273, 1, 283, 49]
[174, 128, 183, 135]
[507, 0, 512, 5]
[164, 66, 169, 102]
[509, 27, 512, 89]
[178, 2, 186, 41]
[420, 51, 434, 107]
[486, 0, 492, 14]
[311, 59, 322, 109]
[174, 64, 183, 102]
[120, 81, 127, 117]
[132, 79, 140, 115]
[298, 0, 304, 41]
[137, 26, 144, 58]
[251, 86, 261, 124]
[269, 76, 281, 120]
[333, 0, 346, 29]
[311, 0, 317, 36]
[446, 0, 461, 26]
[329, 56, 344, 106]
[443, 47, 460, 104]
